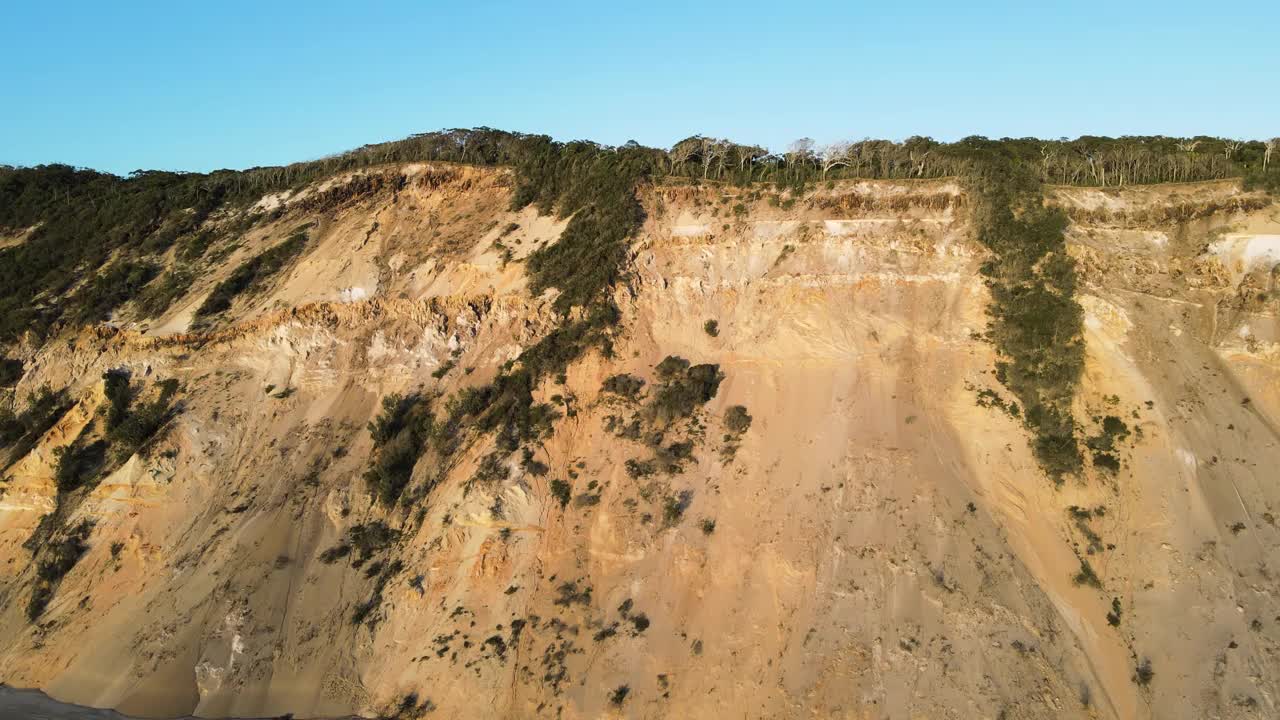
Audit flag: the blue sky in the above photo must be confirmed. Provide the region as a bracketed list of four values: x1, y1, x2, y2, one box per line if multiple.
[3, 1, 1277, 175]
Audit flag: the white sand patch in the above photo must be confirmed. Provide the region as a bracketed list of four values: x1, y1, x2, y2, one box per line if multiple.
[751, 220, 803, 239]
[1176, 448, 1197, 470]
[252, 190, 293, 213]
[1079, 294, 1132, 344]
[672, 225, 709, 237]
[1209, 234, 1280, 275]
[822, 219, 946, 237]
[338, 286, 369, 303]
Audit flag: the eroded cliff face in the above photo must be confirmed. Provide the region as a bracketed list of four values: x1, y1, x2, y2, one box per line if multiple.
[0, 165, 1278, 720]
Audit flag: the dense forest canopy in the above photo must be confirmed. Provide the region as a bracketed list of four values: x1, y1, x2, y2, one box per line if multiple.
[0, 129, 1277, 345]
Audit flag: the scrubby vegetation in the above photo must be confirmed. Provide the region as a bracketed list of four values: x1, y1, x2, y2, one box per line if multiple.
[320, 521, 399, 567]
[1073, 557, 1102, 588]
[364, 394, 434, 506]
[965, 150, 1084, 481]
[106, 376, 180, 460]
[550, 479, 572, 508]
[0, 356, 22, 387]
[53, 439, 108, 493]
[648, 358, 724, 426]
[724, 405, 752, 434]
[27, 520, 93, 620]
[1086, 415, 1131, 472]
[102, 368, 132, 430]
[194, 230, 308, 319]
[67, 261, 159, 323]
[1134, 658, 1155, 686]
[134, 266, 195, 318]
[515, 138, 660, 311]
[3, 129, 1272, 349]
[352, 558, 404, 627]
[0, 385, 74, 468]
[601, 373, 645, 400]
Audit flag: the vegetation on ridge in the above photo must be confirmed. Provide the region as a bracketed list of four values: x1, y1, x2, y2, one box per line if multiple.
[2, 129, 1276, 346]
[194, 229, 308, 320]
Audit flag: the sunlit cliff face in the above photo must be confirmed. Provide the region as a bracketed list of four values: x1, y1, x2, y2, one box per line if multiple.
[0, 166, 1278, 720]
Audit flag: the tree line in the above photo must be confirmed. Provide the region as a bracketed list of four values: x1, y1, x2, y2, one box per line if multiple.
[664, 134, 1278, 188]
[0, 128, 1276, 345]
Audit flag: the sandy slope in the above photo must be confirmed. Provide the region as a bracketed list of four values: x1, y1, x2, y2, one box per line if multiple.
[0, 167, 1277, 719]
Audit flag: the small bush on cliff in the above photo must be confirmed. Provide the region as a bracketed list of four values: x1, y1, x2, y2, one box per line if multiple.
[649, 360, 724, 426]
[550, 479, 572, 508]
[1, 385, 73, 462]
[102, 368, 132, 430]
[724, 405, 752, 434]
[0, 356, 23, 387]
[601, 373, 645, 400]
[365, 394, 434, 506]
[319, 521, 399, 567]
[27, 519, 93, 620]
[108, 378, 179, 460]
[1133, 658, 1155, 686]
[53, 439, 108, 493]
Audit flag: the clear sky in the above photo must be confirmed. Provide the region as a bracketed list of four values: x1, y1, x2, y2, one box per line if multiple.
[3, 0, 1277, 175]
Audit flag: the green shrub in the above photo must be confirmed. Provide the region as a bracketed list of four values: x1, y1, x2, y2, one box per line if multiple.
[1086, 415, 1130, 471]
[102, 368, 132, 430]
[364, 394, 434, 506]
[176, 228, 217, 263]
[1073, 557, 1102, 588]
[318, 544, 351, 564]
[1, 385, 73, 461]
[0, 356, 22, 386]
[1107, 598, 1122, 626]
[703, 319, 719, 337]
[649, 362, 724, 426]
[520, 447, 549, 476]
[471, 452, 510, 486]
[134, 267, 195, 318]
[601, 373, 645, 400]
[1133, 658, 1154, 686]
[351, 558, 402, 627]
[609, 686, 630, 706]
[27, 520, 93, 620]
[663, 491, 691, 527]
[655, 355, 690, 380]
[724, 405, 752, 434]
[68, 261, 159, 323]
[550, 479, 571, 508]
[1244, 168, 1280, 194]
[107, 378, 179, 460]
[53, 440, 108, 493]
[320, 522, 398, 567]
[625, 458, 655, 479]
[194, 232, 308, 318]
